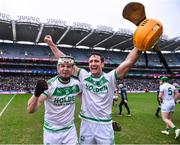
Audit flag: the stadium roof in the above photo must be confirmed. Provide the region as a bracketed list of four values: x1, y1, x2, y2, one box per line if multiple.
[0, 14, 180, 52]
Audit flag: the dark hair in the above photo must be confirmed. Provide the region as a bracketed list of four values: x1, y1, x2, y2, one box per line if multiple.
[89, 51, 104, 62]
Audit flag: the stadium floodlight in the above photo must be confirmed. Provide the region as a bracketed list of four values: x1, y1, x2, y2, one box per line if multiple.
[96, 25, 113, 33]
[45, 19, 67, 26]
[0, 13, 11, 21]
[17, 16, 40, 24]
[73, 22, 91, 30]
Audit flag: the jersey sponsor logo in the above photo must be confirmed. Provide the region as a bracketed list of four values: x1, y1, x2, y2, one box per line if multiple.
[84, 76, 108, 94]
[54, 95, 75, 105]
[53, 85, 80, 96]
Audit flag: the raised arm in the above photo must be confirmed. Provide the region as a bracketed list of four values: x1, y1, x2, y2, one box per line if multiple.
[44, 35, 65, 59]
[116, 47, 141, 79]
[44, 35, 80, 76]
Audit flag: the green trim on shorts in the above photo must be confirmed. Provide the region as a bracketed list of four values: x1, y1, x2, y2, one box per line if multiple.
[79, 113, 112, 123]
[43, 125, 72, 132]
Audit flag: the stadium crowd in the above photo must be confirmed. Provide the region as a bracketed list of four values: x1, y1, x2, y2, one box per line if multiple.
[119, 78, 159, 92]
[2, 75, 179, 93]
[0, 75, 50, 92]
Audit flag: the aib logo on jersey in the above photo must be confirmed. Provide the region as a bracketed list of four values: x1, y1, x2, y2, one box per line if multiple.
[85, 76, 108, 94]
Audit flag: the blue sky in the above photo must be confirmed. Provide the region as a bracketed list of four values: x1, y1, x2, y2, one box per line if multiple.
[0, 0, 179, 39]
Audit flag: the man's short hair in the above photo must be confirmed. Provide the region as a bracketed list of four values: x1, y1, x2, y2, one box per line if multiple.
[89, 51, 104, 62]
[57, 56, 75, 65]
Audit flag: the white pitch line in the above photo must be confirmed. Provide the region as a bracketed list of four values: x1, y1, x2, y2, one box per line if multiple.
[0, 94, 16, 118]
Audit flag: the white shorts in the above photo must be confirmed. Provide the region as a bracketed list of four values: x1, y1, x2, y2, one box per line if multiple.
[79, 120, 114, 145]
[161, 100, 175, 112]
[43, 124, 78, 145]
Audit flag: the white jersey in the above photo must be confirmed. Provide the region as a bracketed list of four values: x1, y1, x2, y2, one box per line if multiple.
[43, 76, 81, 132]
[77, 69, 117, 124]
[159, 82, 176, 101]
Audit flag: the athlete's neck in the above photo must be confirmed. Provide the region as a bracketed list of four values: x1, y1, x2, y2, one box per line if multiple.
[91, 72, 103, 78]
[58, 76, 70, 84]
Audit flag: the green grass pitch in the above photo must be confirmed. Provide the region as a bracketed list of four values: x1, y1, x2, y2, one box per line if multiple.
[0, 93, 179, 144]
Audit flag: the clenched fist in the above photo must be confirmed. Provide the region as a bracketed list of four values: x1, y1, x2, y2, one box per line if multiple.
[34, 80, 48, 97]
[44, 35, 54, 46]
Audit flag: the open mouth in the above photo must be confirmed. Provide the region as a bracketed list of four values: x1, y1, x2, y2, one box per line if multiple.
[91, 67, 98, 71]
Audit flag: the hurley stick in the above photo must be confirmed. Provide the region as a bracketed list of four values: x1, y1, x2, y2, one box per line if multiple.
[123, 2, 173, 74]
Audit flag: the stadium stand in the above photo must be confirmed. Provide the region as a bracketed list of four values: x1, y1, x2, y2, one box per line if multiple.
[0, 13, 180, 93]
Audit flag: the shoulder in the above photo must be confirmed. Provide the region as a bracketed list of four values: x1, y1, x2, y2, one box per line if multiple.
[78, 68, 89, 76]
[169, 84, 176, 89]
[71, 76, 80, 83]
[160, 84, 165, 90]
[105, 69, 116, 79]
[107, 69, 116, 75]
[47, 75, 58, 85]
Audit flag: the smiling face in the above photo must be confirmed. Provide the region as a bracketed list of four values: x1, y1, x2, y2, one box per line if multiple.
[57, 56, 74, 79]
[88, 54, 104, 77]
[57, 63, 73, 78]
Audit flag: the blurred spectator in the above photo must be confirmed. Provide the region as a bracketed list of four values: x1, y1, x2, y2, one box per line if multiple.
[113, 89, 119, 107]
[118, 83, 131, 116]
[1, 75, 180, 93]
